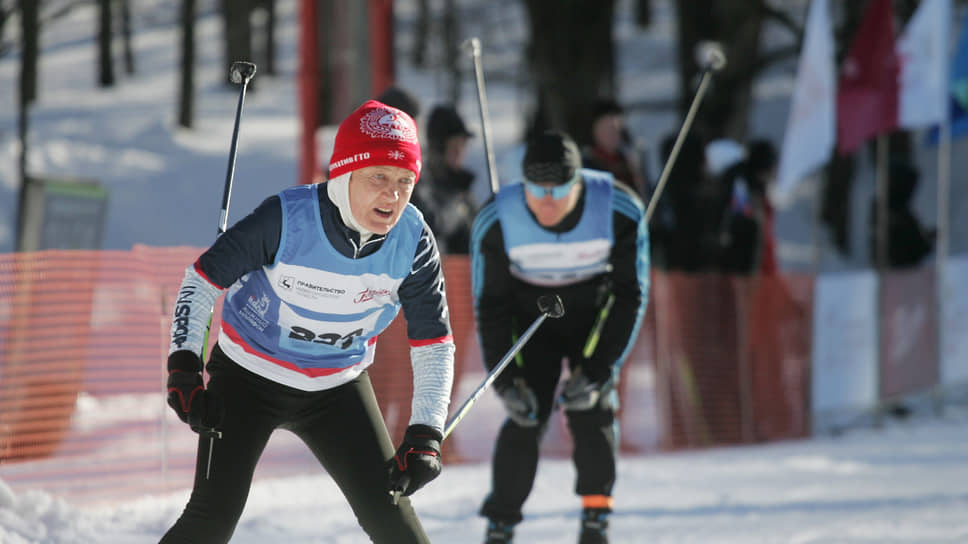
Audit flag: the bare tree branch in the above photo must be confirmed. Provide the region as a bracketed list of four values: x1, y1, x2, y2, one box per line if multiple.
[761, 2, 802, 41]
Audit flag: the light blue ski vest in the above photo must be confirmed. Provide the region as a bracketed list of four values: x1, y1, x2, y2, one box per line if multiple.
[220, 183, 422, 384]
[496, 169, 614, 286]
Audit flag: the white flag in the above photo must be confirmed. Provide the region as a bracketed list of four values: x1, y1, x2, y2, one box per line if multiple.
[897, 0, 951, 128]
[775, 0, 835, 206]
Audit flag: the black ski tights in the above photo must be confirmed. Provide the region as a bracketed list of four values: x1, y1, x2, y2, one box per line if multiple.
[159, 345, 430, 543]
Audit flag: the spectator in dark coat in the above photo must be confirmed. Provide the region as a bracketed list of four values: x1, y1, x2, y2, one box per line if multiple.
[716, 139, 779, 275]
[581, 99, 648, 198]
[410, 104, 478, 254]
[650, 131, 718, 272]
[869, 159, 936, 268]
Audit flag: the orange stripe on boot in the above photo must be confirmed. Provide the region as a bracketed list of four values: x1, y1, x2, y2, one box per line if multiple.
[581, 495, 614, 510]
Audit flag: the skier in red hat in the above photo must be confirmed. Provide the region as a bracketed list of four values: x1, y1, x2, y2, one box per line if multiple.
[160, 100, 453, 544]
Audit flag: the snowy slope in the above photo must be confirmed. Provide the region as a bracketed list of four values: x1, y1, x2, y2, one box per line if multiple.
[1, 1, 968, 543]
[1, 409, 966, 543]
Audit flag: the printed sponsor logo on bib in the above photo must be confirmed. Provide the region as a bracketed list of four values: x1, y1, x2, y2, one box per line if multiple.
[354, 287, 393, 304]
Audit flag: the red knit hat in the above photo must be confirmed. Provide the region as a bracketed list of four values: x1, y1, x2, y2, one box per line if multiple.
[328, 100, 422, 181]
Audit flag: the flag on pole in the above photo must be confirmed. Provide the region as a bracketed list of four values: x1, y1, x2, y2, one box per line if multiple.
[774, 0, 835, 204]
[897, 0, 951, 129]
[927, 8, 968, 143]
[947, 7, 968, 137]
[837, 0, 899, 154]
[952, 8, 968, 110]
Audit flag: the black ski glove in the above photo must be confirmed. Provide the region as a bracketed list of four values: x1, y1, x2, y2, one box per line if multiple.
[166, 350, 223, 432]
[497, 378, 539, 426]
[387, 424, 443, 497]
[558, 369, 614, 412]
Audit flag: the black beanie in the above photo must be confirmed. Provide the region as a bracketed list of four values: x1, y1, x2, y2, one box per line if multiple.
[427, 105, 473, 150]
[522, 131, 582, 184]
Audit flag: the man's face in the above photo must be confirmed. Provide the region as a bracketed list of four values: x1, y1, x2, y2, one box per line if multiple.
[348, 165, 416, 234]
[444, 135, 469, 169]
[523, 176, 581, 227]
[592, 113, 623, 153]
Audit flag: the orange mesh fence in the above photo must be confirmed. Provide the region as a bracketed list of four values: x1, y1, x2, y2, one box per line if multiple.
[649, 271, 815, 449]
[745, 273, 814, 441]
[0, 247, 208, 498]
[0, 246, 939, 502]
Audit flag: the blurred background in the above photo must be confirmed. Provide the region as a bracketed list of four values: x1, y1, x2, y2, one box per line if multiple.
[0, 0, 966, 505]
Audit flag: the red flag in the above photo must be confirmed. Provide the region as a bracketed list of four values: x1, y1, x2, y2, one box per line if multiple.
[837, 0, 899, 154]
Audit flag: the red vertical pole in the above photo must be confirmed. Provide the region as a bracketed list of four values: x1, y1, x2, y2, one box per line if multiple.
[298, 0, 319, 184]
[368, 0, 395, 96]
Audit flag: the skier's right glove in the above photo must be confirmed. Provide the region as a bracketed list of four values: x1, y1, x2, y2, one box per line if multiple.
[497, 378, 539, 427]
[387, 424, 443, 497]
[166, 350, 222, 433]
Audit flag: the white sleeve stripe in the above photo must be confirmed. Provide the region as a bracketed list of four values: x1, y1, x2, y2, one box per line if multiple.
[169, 265, 224, 357]
[409, 341, 455, 432]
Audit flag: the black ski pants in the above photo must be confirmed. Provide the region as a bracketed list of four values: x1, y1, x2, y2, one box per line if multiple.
[480, 329, 618, 525]
[160, 344, 429, 543]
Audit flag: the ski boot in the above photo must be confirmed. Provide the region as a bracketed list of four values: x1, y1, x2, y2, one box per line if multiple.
[484, 519, 515, 543]
[578, 507, 610, 544]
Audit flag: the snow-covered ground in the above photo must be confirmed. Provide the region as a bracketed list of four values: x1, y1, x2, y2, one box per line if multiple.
[1, 407, 966, 543]
[2, 1, 968, 543]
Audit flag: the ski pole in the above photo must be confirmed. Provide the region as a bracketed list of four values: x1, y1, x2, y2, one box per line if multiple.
[199, 60, 257, 480]
[443, 294, 565, 439]
[218, 61, 257, 236]
[645, 41, 726, 223]
[390, 295, 565, 504]
[462, 37, 500, 194]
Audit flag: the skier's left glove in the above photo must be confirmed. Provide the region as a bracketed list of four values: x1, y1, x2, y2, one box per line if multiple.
[387, 424, 443, 497]
[166, 350, 223, 432]
[558, 370, 613, 412]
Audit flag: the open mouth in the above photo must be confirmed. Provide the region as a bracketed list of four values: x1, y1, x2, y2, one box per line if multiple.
[374, 207, 393, 219]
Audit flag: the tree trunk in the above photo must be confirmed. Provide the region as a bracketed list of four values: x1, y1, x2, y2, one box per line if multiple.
[522, 0, 616, 146]
[98, 0, 115, 87]
[411, 0, 429, 67]
[443, 0, 460, 104]
[178, 0, 196, 129]
[222, 0, 252, 86]
[19, 0, 38, 104]
[120, 0, 135, 74]
[17, 0, 39, 249]
[264, 0, 276, 75]
[635, 0, 652, 27]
